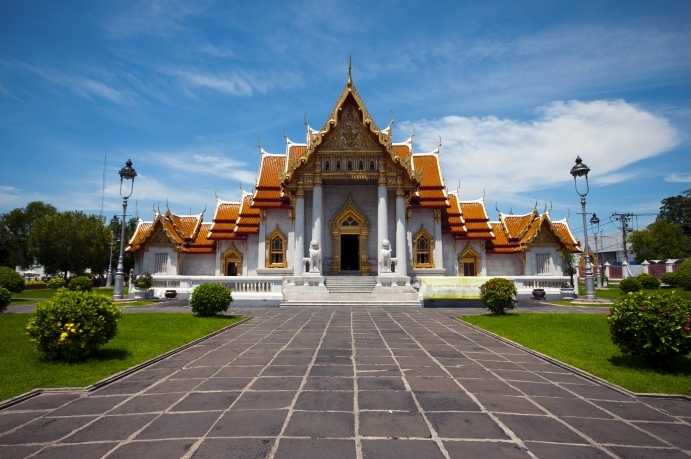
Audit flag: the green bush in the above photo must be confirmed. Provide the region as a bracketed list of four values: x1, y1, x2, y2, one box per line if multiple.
[26, 290, 121, 361]
[619, 277, 641, 293]
[480, 278, 517, 315]
[0, 267, 25, 293]
[190, 283, 232, 317]
[68, 276, 92, 291]
[134, 272, 153, 289]
[47, 277, 66, 289]
[660, 272, 679, 287]
[0, 287, 10, 312]
[677, 258, 691, 290]
[608, 290, 691, 362]
[637, 273, 660, 290]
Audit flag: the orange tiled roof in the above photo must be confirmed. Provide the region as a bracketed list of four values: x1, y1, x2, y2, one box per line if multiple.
[458, 200, 493, 239]
[412, 154, 447, 208]
[209, 201, 241, 240]
[253, 154, 288, 209]
[126, 210, 216, 254]
[488, 211, 581, 253]
[287, 144, 307, 166]
[391, 143, 411, 162]
[235, 194, 260, 234]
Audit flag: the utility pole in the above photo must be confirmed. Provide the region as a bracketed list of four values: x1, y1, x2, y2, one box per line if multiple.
[611, 212, 634, 264]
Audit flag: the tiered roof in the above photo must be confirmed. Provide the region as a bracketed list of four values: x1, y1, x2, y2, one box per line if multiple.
[443, 193, 494, 239]
[208, 201, 241, 240]
[126, 210, 215, 254]
[488, 209, 580, 253]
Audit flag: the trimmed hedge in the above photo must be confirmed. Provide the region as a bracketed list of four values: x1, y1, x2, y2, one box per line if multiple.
[619, 277, 641, 293]
[480, 278, 517, 315]
[0, 287, 10, 312]
[637, 273, 660, 290]
[47, 277, 66, 289]
[608, 290, 691, 362]
[190, 283, 232, 317]
[26, 290, 121, 361]
[68, 276, 92, 292]
[0, 267, 25, 293]
[134, 272, 153, 290]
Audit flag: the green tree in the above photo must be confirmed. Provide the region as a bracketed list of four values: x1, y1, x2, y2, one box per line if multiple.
[629, 219, 691, 262]
[659, 189, 691, 235]
[0, 202, 57, 268]
[107, 216, 138, 275]
[31, 211, 110, 278]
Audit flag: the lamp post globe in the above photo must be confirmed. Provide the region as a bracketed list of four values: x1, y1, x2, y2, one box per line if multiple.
[113, 159, 137, 300]
[570, 156, 595, 300]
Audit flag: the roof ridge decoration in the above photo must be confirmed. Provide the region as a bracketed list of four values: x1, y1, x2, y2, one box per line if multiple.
[282, 73, 419, 186]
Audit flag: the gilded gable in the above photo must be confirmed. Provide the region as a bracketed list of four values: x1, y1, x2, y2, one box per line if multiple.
[318, 97, 382, 152]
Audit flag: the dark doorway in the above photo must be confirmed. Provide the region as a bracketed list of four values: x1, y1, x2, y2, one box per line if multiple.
[340, 235, 359, 271]
[226, 262, 238, 276]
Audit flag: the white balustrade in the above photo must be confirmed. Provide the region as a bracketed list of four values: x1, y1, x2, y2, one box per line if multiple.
[151, 275, 283, 300]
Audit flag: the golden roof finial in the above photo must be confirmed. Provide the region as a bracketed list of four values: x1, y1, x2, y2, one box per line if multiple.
[347, 55, 352, 87]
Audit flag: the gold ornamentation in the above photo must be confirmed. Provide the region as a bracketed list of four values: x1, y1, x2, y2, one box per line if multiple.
[223, 244, 243, 276]
[330, 196, 369, 274]
[266, 227, 287, 268]
[413, 226, 434, 268]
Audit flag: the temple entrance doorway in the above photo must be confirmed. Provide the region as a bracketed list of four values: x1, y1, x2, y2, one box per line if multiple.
[340, 235, 359, 271]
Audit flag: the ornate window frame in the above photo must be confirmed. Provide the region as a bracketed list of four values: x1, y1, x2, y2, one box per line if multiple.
[266, 227, 288, 268]
[459, 247, 479, 276]
[413, 227, 434, 268]
[330, 196, 369, 274]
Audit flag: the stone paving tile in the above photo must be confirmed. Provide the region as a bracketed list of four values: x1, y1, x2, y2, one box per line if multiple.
[273, 438, 356, 459]
[362, 439, 445, 459]
[525, 442, 612, 458]
[444, 441, 530, 458]
[2, 308, 689, 459]
[33, 441, 118, 458]
[191, 437, 274, 458]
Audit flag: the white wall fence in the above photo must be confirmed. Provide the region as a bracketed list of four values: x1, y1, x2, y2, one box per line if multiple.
[151, 275, 283, 300]
[418, 275, 571, 301]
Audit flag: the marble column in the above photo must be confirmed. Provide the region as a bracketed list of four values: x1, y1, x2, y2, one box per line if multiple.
[395, 189, 407, 276]
[377, 178, 388, 274]
[294, 188, 305, 275]
[311, 182, 322, 272]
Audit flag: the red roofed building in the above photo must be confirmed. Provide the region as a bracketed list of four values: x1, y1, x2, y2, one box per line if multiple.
[126, 72, 579, 302]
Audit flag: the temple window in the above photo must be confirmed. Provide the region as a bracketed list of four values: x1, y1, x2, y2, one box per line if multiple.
[536, 253, 550, 275]
[336, 160, 341, 171]
[413, 228, 434, 268]
[459, 249, 478, 276]
[358, 160, 364, 170]
[347, 160, 353, 171]
[154, 253, 168, 274]
[266, 228, 287, 268]
[324, 160, 330, 172]
[369, 160, 376, 171]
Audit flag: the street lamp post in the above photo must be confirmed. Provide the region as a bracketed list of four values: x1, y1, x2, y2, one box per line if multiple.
[113, 159, 137, 300]
[570, 156, 595, 301]
[590, 213, 601, 288]
[105, 217, 117, 288]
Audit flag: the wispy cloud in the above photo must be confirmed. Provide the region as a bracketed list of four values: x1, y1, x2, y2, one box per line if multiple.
[401, 99, 680, 202]
[9, 61, 131, 104]
[198, 43, 235, 59]
[153, 151, 258, 184]
[165, 68, 302, 97]
[105, 0, 208, 38]
[665, 173, 690, 184]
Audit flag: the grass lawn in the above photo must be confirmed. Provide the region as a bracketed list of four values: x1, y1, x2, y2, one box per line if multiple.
[0, 313, 243, 401]
[461, 313, 690, 395]
[11, 287, 127, 305]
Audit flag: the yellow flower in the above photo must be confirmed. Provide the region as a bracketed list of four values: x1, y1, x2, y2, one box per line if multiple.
[59, 332, 69, 342]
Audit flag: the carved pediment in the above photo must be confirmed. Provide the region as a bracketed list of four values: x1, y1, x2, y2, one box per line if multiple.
[318, 97, 382, 152]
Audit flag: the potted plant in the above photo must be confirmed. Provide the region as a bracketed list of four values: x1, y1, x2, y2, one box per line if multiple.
[132, 272, 153, 299]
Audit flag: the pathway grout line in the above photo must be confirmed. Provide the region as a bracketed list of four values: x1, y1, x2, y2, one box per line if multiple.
[351, 310, 363, 459]
[266, 310, 337, 459]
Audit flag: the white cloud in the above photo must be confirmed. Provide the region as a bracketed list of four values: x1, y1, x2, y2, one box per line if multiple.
[105, 0, 207, 38]
[198, 43, 235, 59]
[153, 151, 258, 184]
[401, 99, 680, 201]
[665, 173, 690, 184]
[165, 68, 302, 97]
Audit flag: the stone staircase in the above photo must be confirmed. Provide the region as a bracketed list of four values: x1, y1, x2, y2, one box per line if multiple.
[324, 276, 377, 294]
[280, 275, 421, 307]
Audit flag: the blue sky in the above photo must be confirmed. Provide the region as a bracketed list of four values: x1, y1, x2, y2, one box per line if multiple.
[0, 0, 688, 244]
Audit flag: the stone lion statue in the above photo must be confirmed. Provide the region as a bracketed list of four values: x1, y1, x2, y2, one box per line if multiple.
[380, 239, 392, 273]
[309, 240, 321, 273]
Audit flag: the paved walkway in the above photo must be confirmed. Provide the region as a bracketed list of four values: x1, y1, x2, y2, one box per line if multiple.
[0, 308, 688, 459]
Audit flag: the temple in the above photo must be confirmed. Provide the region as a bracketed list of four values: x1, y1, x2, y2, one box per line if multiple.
[127, 71, 580, 305]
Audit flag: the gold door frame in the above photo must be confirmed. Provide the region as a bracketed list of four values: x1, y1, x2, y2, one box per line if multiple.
[223, 243, 243, 276]
[330, 196, 369, 274]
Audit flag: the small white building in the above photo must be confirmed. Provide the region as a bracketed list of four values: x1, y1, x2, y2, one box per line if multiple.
[127, 74, 580, 304]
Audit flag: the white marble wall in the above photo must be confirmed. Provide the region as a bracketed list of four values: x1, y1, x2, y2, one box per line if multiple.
[486, 253, 523, 276]
[525, 244, 565, 276]
[180, 253, 215, 275]
[139, 245, 178, 275]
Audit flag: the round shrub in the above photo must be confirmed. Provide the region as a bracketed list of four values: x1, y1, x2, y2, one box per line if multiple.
[637, 273, 660, 290]
[480, 278, 517, 315]
[0, 287, 10, 313]
[47, 276, 66, 289]
[26, 290, 121, 361]
[608, 290, 691, 362]
[134, 272, 153, 290]
[619, 277, 641, 293]
[0, 266, 25, 293]
[190, 283, 232, 317]
[68, 276, 92, 291]
[677, 258, 691, 290]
